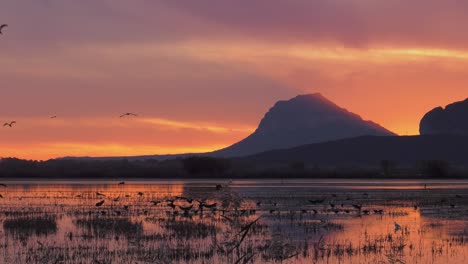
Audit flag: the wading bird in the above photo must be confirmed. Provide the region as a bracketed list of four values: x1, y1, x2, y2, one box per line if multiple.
[394, 222, 401, 231]
[120, 113, 138, 118]
[179, 205, 193, 215]
[3, 121, 16, 127]
[308, 199, 325, 204]
[167, 200, 176, 209]
[150, 200, 161, 206]
[0, 24, 8, 35]
[175, 196, 193, 203]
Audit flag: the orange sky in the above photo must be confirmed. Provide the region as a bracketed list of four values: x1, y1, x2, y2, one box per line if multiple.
[2, 1, 468, 160]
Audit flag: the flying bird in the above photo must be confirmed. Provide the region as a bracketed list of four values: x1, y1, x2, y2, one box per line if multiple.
[119, 113, 138, 118]
[3, 121, 16, 127]
[0, 24, 8, 35]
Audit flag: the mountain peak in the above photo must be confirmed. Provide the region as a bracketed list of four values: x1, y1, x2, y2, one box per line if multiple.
[214, 93, 395, 157]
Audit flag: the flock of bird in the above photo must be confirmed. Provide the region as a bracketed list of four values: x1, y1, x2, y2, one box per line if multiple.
[80, 182, 465, 234]
[1, 22, 140, 128]
[3, 113, 138, 128]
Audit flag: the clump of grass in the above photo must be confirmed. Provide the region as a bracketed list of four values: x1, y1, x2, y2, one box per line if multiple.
[387, 211, 409, 217]
[3, 215, 57, 238]
[135, 245, 215, 262]
[261, 233, 299, 261]
[303, 220, 344, 233]
[74, 217, 143, 239]
[163, 220, 217, 239]
[428, 222, 444, 228]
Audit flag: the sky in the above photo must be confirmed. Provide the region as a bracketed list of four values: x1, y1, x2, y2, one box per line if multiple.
[2, 0, 468, 160]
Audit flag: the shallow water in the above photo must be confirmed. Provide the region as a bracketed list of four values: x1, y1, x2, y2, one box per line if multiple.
[0, 179, 466, 263]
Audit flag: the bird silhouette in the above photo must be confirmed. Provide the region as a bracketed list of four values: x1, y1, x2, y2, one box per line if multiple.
[308, 199, 325, 204]
[118, 181, 125, 185]
[119, 113, 138, 118]
[0, 24, 8, 35]
[394, 222, 401, 231]
[50, 116, 57, 119]
[175, 196, 193, 203]
[167, 200, 176, 209]
[3, 121, 16, 127]
[95, 200, 105, 207]
[150, 200, 161, 206]
[179, 205, 193, 212]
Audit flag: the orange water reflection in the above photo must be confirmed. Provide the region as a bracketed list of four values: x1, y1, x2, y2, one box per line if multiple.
[0, 180, 465, 263]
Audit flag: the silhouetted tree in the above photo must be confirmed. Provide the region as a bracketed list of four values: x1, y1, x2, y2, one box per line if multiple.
[380, 160, 397, 177]
[290, 161, 305, 171]
[182, 156, 231, 176]
[421, 160, 450, 178]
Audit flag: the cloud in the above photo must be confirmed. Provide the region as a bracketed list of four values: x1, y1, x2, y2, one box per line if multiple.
[162, 0, 468, 49]
[138, 117, 254, 133]
[0, 116, 254, 159]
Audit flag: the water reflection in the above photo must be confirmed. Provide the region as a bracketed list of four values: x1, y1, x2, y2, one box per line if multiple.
[0, 180, 465, 263]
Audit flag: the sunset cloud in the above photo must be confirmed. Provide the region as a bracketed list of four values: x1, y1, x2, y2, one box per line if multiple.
[2, 1, 468, 159]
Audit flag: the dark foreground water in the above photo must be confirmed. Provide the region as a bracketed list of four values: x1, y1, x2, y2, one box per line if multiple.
[0, 179, 466, 263]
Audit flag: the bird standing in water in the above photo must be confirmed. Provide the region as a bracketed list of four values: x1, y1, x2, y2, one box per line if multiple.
[394, 222, 401, 232]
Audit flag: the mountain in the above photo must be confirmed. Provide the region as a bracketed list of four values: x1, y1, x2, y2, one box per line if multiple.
[213, 93, 395, 157]
[241, 135, 468, 167]
[420, 98, 468, 135]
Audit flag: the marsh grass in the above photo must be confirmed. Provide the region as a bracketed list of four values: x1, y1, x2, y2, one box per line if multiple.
[3, 215, 57, 239]
[163, 220, 217, 239]
[74, 217, 143, 239]
[0, 182, 465, 263]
